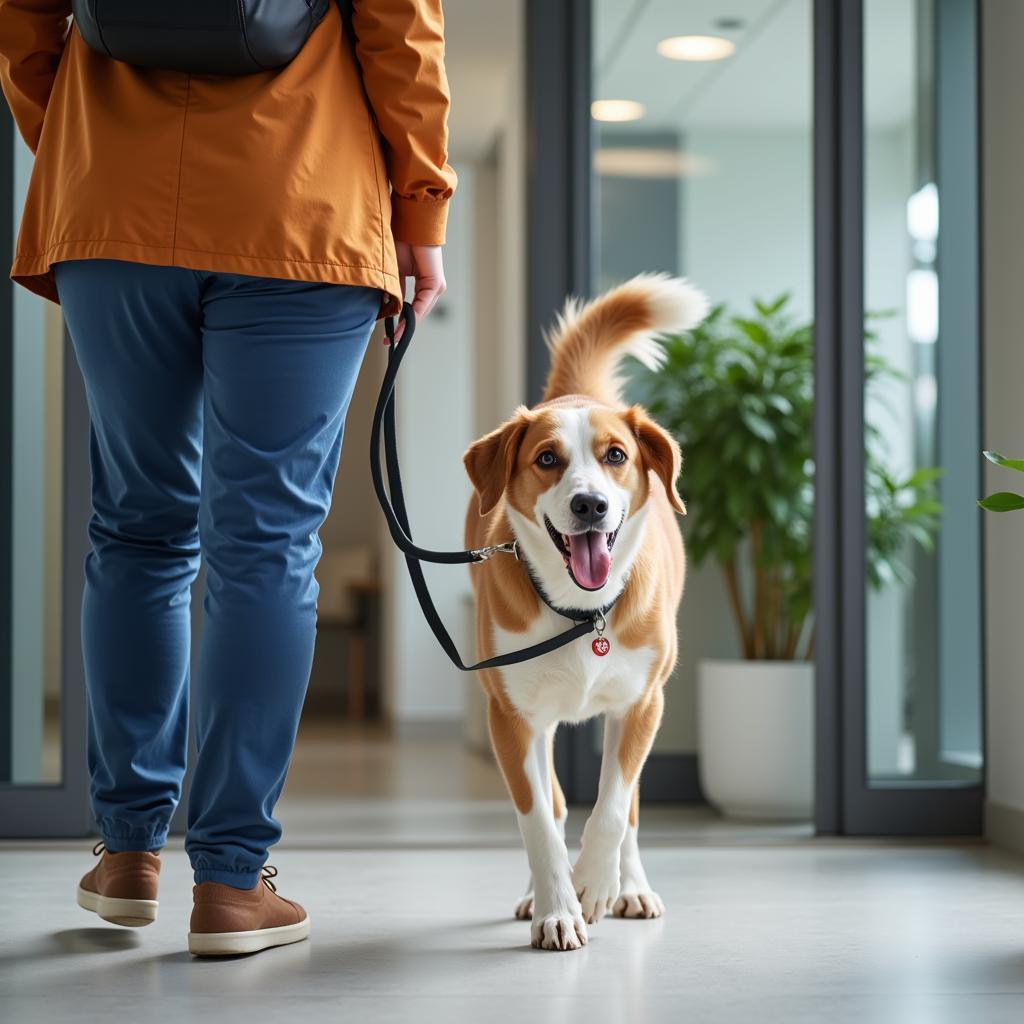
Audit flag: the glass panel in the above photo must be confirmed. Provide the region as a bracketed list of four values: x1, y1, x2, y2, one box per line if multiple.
[1, 124, 64, 785]
[591, 0, 814, 757]
[864, 0, 982, 785]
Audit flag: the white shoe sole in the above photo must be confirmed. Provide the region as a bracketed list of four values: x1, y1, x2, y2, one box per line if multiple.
[188, 916, 311, 956]
[77, 885, 158, 927]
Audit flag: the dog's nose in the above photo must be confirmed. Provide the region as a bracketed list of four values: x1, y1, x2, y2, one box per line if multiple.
[570, 491, 609, 525]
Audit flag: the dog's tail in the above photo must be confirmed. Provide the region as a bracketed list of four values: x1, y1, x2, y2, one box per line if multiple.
[541, 273, 709, 406]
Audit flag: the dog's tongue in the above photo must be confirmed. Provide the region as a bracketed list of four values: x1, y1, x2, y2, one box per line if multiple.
[567, 532, 612, 589]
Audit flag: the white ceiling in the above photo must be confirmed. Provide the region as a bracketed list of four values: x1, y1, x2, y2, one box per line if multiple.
[437, 0, 916, 162]
[594, 0, 916, 133]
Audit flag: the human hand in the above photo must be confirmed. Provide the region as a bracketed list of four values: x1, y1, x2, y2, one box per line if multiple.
[391, 242, 446, 344]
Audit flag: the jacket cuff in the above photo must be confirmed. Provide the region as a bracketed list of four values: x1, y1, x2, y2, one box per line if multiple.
[390, 196, 449, 246]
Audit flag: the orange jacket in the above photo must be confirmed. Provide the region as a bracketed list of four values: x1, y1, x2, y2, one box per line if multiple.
[0, 1, 457, 317]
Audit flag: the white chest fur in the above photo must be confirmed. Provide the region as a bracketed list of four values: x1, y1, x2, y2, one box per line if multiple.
[492, 608, 656, 729]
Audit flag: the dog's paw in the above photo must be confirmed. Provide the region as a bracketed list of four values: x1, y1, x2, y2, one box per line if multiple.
[514, 893, 534, 920]
[572, 855, 620, 925]
[531, 909, 588, 951]
[612, 889, 665, 919]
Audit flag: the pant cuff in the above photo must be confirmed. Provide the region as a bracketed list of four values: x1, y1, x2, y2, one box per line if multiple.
[99, 823, 168, 853]
[193, 866, 261, 889]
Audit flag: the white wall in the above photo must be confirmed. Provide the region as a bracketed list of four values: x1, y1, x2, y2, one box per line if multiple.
[981, 0, 1024, 820]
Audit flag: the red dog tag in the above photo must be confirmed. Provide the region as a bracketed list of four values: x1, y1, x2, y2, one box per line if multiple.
[592, 636, 611, 657]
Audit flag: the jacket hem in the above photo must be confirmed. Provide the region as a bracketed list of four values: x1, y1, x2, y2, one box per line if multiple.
[11, 238, 404, 318]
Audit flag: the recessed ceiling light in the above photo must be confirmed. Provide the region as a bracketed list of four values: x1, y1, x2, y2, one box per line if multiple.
[657, 35, 736, 62]
[591, 99, 646, 122]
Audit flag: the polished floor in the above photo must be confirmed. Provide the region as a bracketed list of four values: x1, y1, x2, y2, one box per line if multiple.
[274, 718, 814, 849]
[3, 722, 1024, 1023]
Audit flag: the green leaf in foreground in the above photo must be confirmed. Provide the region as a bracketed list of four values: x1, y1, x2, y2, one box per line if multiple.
[978, 491, 1024, 512]
[983, 451, 1024, 472]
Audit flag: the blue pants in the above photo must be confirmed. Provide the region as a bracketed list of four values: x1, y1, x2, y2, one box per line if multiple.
[54, 259, 379, 888]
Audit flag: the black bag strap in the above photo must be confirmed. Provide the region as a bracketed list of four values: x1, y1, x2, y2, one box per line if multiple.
[370, 304, 598, 672]
[337, 0, 355, 42]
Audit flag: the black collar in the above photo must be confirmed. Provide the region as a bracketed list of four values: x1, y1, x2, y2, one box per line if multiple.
[519, 551, 622, 626]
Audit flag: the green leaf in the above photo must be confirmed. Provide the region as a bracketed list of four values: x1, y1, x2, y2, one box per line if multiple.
[742, 411, 776, 443]
[723, 432, 745, 464]
[904, 500, 942, 519]
[765, 394, 794, 416]
[983, 451, 1024, 473]
[906, 523, 936, 549]
[731, 317, 771, 346]
[764, 491, 789, 524]
[978, 491, 1024, 512]
[903, 466, 944, 488]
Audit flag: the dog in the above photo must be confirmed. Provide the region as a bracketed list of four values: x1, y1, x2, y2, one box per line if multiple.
[462, 273, 709, 951]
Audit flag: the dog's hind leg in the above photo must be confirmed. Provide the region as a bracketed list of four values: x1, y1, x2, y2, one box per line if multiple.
[612, 782, 665, 919]
[488, 701, 586, 950]
[514, 726, 567, 920]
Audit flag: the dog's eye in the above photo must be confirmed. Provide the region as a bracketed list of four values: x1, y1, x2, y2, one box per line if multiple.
[605, 446, 627, 465]
[536, 450, 560, 468]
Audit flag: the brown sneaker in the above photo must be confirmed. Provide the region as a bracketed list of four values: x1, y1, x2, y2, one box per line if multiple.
[76, 841, 161, 927]
[188, 866, 310, 956]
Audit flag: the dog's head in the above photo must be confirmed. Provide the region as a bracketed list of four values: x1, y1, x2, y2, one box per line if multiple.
[464, 401, 684, 607]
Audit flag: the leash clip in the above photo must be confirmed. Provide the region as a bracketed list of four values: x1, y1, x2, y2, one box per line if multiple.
[471, 540, 520, 563]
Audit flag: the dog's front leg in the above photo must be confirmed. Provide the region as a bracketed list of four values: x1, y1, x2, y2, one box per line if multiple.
[613, 783, 665, 919]
[515, 726, 567, 921]
[488, 699, 586, 951]
[573, 688, 663, 924]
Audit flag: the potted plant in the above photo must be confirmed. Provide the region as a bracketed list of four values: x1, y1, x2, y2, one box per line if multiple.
[630, 295, 940, 820]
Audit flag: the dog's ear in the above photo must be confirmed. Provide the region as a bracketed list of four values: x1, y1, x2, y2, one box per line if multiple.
[623, 406, 686, 515]
[463, 410, 531, 516]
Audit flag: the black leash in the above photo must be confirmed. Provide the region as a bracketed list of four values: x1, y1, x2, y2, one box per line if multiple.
[369, 303, 602, 672]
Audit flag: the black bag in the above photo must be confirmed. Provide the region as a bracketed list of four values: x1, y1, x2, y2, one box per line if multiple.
[72, 1, 352, 76]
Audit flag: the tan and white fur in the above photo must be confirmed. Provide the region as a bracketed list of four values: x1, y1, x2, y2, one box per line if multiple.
[463, 274, 708, 951]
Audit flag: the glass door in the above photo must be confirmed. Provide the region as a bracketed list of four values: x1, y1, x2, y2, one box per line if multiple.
[0, 108, 91, 836]
[863, 0, 982, 791]
[815, 0, 983, 835]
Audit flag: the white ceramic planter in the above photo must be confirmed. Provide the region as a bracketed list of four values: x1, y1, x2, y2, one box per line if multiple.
[698, 659, 814, 822]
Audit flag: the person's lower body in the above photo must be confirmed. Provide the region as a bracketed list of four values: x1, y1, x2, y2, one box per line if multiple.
[55, 258, 379, 951]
